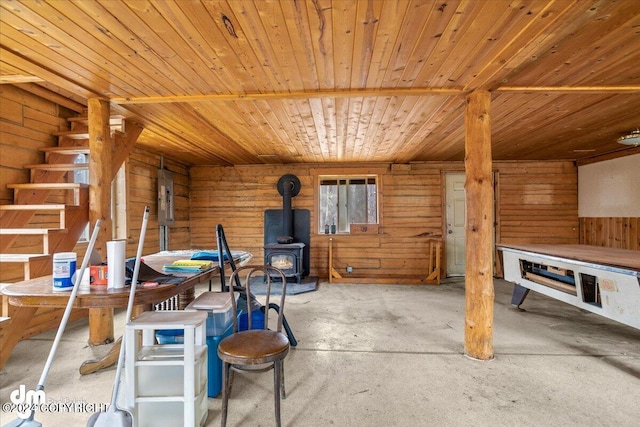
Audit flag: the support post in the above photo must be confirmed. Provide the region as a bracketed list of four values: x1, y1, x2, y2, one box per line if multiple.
[88, 98, 113, 257]
[88, 98, 114, 344]
[464, 90, 494, 360]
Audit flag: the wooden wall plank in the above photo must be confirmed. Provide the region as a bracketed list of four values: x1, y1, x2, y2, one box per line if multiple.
[579, 217, 639, 250]
[496, 161, 579, 245]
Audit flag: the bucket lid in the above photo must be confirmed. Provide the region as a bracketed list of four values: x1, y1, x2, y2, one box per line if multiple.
[187, 291, 238, 312]
[53, 252, 76, 259]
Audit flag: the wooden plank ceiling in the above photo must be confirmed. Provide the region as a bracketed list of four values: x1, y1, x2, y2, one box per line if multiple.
[1, 0, 639, 166]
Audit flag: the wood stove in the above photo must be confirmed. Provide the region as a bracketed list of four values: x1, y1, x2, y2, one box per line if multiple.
[264, 242, 305, 283]
[263, 174, 310, 283]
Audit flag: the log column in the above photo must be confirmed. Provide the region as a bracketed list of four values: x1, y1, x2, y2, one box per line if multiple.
[88, 98, 114, 345]
[464, 90, 494, 360]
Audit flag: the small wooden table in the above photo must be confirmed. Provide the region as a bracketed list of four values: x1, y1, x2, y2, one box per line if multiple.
[0, 252, 218, 372]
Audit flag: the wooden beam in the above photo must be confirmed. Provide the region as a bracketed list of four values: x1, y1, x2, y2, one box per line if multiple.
[111, 120, 144, 177]
[495, 86, 640, 93]
[111, 87, 464, 104]
[0, 74, 44, 84]
[464, 90, 494, 361]
[88, 99, 113, 260]
[14, 82, 86, 112]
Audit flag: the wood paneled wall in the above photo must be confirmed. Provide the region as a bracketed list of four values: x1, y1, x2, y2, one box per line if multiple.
[126, 148, 190, 256]
[190, 161, 580, 281]
[495, 161, 579, 245]
[579, 217, 639, 250]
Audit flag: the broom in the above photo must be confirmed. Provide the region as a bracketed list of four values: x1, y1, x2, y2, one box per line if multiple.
[86, 206, 149, 427]
[3, 219, 102, 427]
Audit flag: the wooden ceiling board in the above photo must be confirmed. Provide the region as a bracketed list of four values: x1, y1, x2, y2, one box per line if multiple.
[499, 1, 640, 87]
[1, 0, 162, 97]
[1, 0, 638, 166]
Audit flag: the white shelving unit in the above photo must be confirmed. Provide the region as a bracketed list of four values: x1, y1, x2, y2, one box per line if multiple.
[125, 310, 209, 427]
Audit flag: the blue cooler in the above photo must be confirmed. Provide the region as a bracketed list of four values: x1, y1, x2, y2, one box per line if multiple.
[186, 292, 238, 397]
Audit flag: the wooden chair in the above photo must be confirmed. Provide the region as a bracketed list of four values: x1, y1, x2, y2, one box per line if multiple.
[217, 265, 290, 427]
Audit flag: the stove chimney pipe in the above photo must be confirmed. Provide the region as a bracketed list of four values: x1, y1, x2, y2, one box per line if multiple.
[277, 174, 301, 244]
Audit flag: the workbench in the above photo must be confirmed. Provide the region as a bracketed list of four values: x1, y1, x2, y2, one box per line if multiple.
[498, 244, 640, 330]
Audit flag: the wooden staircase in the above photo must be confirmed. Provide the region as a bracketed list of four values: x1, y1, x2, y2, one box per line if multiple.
[0, 114, 127, 369]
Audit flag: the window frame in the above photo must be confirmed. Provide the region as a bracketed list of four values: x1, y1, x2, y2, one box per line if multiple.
[312, 167, 385, 235]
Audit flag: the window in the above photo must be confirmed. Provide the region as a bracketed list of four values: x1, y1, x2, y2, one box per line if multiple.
[319, 176, 378, 233]
[74, 154, 89, 241]
[74, 154, 127, 241]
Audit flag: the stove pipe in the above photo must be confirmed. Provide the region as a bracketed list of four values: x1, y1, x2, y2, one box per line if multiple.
[282, 182, 293, 238]
[276, 174, 301, 244]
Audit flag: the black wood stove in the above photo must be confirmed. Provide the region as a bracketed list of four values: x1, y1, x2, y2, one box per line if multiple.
[263, 174, 309, 283]
[264, 242, 305, 283]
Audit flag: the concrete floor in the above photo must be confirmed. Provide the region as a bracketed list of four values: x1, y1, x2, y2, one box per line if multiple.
[1, 277, 639, 426]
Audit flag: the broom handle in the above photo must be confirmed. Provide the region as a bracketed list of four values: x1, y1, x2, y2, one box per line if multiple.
[108, 206, 150, 407]
[37, 219, 102, 390]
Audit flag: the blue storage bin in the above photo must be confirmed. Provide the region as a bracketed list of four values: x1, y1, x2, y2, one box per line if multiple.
[156, 328, 184, 344]
[207, 323, 234, 398]
[186, 292, 237, 335]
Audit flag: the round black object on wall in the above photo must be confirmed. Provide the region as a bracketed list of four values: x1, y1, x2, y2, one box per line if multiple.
[277, 174, 301, 197]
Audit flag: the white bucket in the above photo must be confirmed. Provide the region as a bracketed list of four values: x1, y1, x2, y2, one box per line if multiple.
[53, 252, 77, 291]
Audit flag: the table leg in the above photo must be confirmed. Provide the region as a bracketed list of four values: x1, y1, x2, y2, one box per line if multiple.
[88, 307, 114, 345]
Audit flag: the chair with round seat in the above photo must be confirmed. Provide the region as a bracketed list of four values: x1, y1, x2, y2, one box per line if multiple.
[217, 265, 290, 427]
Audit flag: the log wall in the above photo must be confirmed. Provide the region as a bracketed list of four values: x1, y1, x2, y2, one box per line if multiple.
[126, 148, 190, 256]
[190, 160, 581, 281]
[495, 161, 579, 245]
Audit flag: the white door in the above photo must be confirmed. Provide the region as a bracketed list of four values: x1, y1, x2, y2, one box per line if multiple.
[445, 173, 466, 276]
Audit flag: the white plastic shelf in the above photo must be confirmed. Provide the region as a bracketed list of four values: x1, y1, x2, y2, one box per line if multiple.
[125, 310, 208, 427]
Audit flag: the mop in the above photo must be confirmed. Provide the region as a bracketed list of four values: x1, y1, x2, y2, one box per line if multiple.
[87, 206, 149, 427]
[3, 219, 102, 427]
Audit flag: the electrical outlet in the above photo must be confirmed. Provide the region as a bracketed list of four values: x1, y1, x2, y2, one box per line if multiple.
[346, 266, 353, 273]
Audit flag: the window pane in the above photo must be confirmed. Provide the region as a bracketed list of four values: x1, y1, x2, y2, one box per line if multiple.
[367, 182, 377, 223]
[319, 175, 378, 233]
[338, 180, 348, 232]
[348, 181, 367, 225]
[319, 181, 337, 232]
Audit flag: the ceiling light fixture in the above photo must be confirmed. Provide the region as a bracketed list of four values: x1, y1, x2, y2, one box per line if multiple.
[617, 129, 640, 146]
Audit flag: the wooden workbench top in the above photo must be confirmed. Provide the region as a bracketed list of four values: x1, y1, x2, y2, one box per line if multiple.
[497, 244, 640, 272]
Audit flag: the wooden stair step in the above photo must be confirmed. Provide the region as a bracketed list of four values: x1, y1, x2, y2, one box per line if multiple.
[67, 115, 124, 126]
[7, 183, 87, 206]
[54, 126, 123, 139]
[24, 163, 89, 171]
[52, 130, 91, 139]
[0, 253, 51, 263]
[0, 204, 66, 211]
[0, 255, 52, 280]
[0, 204, 68, 228]
[0, 228, 65, 235]
[7, 183, 84, 190]
[39, 146, 90, 155]
[0, 229, 66, 254]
